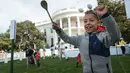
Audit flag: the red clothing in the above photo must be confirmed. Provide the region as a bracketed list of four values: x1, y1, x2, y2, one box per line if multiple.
[76, 53, 81, 63]
[97, 25, 105, 32]
[36, 51, 40, 60]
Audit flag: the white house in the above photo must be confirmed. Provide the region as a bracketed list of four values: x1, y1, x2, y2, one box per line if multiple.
[35, 7, 88, 47]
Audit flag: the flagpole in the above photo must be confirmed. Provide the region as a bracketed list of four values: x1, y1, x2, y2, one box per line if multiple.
[10, 39, 14, 73]
[10, 20, 16, 73]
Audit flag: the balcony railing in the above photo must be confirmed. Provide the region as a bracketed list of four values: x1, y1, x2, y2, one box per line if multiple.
[62, 24, 79, 28]
[62, 24, 68, 28]
[71, 24, 78, 27]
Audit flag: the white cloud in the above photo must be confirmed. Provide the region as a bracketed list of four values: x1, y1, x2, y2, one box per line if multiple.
[0, 0, 98, 33]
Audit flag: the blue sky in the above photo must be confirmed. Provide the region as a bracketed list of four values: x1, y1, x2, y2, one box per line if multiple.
[0, 0, 98, 33]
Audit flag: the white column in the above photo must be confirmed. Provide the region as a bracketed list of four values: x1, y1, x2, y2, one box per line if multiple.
[54, 30, 58, 45]
[68, 17, 71, 36]
[60, 19, 62, 28]
[77, 16, 80, 35]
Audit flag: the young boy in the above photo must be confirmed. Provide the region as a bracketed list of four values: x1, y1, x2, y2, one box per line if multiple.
[52, 5, 121, 73]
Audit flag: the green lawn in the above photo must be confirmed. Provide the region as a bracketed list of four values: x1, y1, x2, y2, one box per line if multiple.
[0, 55, 130, 73]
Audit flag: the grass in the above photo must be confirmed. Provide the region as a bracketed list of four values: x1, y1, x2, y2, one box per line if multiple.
[0, 55, 130, 73]
[111, 55, 130, 73]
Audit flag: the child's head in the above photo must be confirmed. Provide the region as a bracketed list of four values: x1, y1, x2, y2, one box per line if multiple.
[37, 48, 40, 51]
[83, 10, 100, 33]
[120, 38, 124, 41]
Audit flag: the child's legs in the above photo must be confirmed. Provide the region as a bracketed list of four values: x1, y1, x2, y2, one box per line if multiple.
[37, 60, 40, 67]
[26, 57, 29, 65]
[60, 50, 62, 59]
[121, 46, 126, 54]
[43, 52, 45, 59]
[32, 56, 36, 64]
[76, 62, 79, 66]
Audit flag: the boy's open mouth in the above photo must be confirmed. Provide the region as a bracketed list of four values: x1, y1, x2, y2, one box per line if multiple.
[86, 26, 92, 30]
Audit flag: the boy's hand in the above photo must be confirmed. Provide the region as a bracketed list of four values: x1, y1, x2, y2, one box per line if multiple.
[52, 22, 61, 30]
[95, 5, 108, 16]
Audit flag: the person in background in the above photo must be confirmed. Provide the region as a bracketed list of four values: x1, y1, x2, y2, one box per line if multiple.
[24, 46, 31, 68]
[119, 38, 126, 56]
[0, 48, 4, 54]
[50, 45, 55, 58]
[57, 43, 61, 60]
[76, 53, 81, 67]
[63, 46, 69, 60]
[52, 5, 121, 73]
[26, 45, 36, 68]
[43, 45, 46, 59]
[59, 43, 68, 60]
[59, 43, 64, 60]
[35, 49, 41, 67]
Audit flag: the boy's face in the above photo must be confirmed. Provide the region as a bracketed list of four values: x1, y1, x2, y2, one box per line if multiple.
[83, 14, 100, 33]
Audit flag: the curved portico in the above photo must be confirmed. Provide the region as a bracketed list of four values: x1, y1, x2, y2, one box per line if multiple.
[36, 7, 87, 47]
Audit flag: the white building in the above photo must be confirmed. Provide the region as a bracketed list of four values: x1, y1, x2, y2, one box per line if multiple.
[35, 0, 101, 48]
[36, 7, 88, 48]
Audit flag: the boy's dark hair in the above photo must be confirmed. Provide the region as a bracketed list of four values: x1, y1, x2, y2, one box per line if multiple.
[85, 10, 99, 20]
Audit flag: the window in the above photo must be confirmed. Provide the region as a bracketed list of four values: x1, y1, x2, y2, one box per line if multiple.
[58, 37, 61, 43]
[50, 28, 53, 33]
[44, 29, 46, 36]
[51, 38, 54, 46]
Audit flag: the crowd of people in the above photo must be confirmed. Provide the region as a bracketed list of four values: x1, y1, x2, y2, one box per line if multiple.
[24, 43, 70, 68]
[50, 43, 69, 60]
[25, 44, 43, 68]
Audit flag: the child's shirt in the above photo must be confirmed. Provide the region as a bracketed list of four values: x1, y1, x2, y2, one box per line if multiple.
[36, 51, 40, 60]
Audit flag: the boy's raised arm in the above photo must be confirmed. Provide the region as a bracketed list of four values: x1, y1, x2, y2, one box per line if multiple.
[95, 5, 121, 42]
[52, 22, 80, 47]
[101, 15, 121, 42]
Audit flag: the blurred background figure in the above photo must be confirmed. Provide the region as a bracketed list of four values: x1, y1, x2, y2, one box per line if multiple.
[63, 46, 68, 60]
[42, 45, 46, 59]
[35, 49, 41, 67]
[50, 45, 55, 58]
[0, 48, 4, 54]
[119, 38, 126, 56]
[76, 53, 81, 67]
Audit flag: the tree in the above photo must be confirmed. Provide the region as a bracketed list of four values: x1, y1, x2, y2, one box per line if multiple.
[98, 0, 130, 43]
[0, 20, 45, 51]
[15, 20, 45, 51]
[0, 32, 10, 51]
